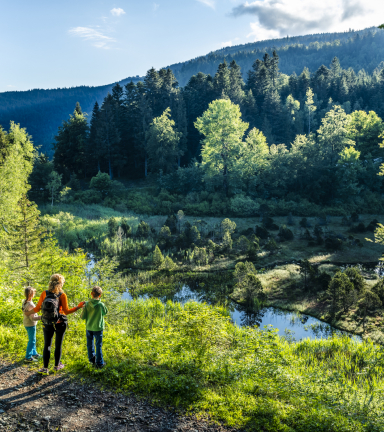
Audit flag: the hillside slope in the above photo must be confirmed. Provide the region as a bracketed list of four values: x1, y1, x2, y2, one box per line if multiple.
[1, 27, 383, 154]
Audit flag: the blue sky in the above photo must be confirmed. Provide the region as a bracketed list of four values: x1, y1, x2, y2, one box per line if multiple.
[0, 0, 382, 92]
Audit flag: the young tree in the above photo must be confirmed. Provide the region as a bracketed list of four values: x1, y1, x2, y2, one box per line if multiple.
[195, 99, 249, 195]
[145, 108, 181, 174]
[305, 88, 317, 134]
[9, 196, 45, 284]
[46, 171, 62, 207]
[153, 245, 164, 268]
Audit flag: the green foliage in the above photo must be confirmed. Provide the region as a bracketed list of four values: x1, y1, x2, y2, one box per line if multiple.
[137, 221, 151, 238]
[153, 245, 164, 268]
[145, 108, 181, 174]
[90, 172, 112, 196]
[108, 217, 118, 238]
[195, 99, 249, 194]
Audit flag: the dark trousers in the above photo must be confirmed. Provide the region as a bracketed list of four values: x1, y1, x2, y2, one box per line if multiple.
[42, 322, 67, 368]
[86, 330, 104, 366]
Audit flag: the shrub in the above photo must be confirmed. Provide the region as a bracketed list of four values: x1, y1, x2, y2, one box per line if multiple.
[121, 218, 132, 237]
[222, 231, 233, 251]
[108, 217, 118, 238]
[161, 256, 177, 271]
[366, 219, 379, 232]
[90, 172, 112, 196]
[137, 221, 151, 237]
[164, 215, 177, 234]
[235, 236, 250, 254]
[265, 238, 278, 252]
[74, 190, 103, 204]
[351, 212, 359, 222]
[279, 225, 294, 241]
[255, 226, 269, 240]
[229, 195, 260, 217]
[325, 237, 343, 250]
[221, 218, 236, 236]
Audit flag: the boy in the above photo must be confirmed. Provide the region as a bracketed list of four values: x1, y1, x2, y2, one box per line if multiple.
[81, 286, 108, 368]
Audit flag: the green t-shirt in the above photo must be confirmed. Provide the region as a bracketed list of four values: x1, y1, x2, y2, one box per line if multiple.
[81, 299, 108, 331]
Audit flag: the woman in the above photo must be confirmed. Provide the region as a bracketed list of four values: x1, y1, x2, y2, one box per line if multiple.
[25, 274, 84, 375]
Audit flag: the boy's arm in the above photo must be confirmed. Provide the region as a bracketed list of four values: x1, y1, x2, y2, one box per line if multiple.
[102, 304, 108, 316]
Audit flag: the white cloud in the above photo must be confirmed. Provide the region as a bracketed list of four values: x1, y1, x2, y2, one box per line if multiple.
[230, 0, 383, 41]
[153, 3, 160, 11]
[221, 40, 233, 47]
[110, 7, 126, 17]
[196, 0, 215, 9]
[68, 27, 115, 49]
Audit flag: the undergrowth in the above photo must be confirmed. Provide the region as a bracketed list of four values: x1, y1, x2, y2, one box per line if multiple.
[1, 295, 384, 432]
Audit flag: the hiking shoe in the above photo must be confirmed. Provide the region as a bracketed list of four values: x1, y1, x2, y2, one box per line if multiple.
[32, 354, 42, 359]
[54, 363, 65, 371]
[89, 356, 96, 365]
[96, 362, 106, 369]
[25, 357, 38, 363]
[38, 368, 49, 375]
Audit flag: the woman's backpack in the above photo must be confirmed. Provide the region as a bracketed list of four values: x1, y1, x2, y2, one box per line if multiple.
[41, 291, 62, 325]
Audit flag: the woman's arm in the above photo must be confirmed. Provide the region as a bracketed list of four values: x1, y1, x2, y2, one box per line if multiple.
[31, 316, 41, 321]
[60, 293, 85, 315]
[25, 293, 45, 316]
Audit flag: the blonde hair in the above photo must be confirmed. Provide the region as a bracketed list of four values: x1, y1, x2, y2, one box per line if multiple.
[48, 274, 65, 294]
[22, 286, 35, 310]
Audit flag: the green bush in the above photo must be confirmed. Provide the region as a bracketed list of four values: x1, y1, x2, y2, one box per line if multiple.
[75, 189, 103, 204]
[229, 195, 260, 217]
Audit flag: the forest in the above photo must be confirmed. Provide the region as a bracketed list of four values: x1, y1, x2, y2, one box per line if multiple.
[2, 28, 384, 432]
[1, 26, 384, 154]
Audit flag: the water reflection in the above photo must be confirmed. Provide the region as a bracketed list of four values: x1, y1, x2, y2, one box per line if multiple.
[122, 283, 360, 341]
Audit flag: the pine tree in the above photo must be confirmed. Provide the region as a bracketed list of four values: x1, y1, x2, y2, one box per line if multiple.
[270, 50, 279, 87]
[305, 88, 317, 134]
[89, 101, 101, 173]
[97, 94, 121, 179]
[153, 245, 164, 268]
[53, 103, 89, 181]
[9, 195, 45, 284]
[228, 60, 245, 105]
[214, 60, 231, 98]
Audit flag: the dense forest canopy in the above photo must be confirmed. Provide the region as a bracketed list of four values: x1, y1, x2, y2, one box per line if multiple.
[1, 27, 384, 154]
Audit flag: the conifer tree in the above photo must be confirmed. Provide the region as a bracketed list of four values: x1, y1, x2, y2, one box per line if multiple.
[153, 245, 164, 268]
[97, 94, 120, 179]
[214, 60, 231, 98]
[228, 60, 245, 105]
[9, 195, 45, 284]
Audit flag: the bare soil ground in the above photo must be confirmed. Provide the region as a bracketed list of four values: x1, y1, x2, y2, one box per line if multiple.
[0, 359, 240, 432]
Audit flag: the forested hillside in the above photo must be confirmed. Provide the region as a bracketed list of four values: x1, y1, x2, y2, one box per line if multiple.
[1, 27, 384, 154]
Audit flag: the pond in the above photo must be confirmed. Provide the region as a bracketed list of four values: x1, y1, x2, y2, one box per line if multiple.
[122, 285, 360, 342]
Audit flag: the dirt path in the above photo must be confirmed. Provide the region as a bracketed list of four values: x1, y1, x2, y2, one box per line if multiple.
[0, 359, 240, 432]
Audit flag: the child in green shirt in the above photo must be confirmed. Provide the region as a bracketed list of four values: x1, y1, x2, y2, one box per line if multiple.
[81, 286, 108, 368]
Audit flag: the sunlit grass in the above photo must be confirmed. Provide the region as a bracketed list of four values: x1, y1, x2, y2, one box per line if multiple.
[1, 298, 384, 431]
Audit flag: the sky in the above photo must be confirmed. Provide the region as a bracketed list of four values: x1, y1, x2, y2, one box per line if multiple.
[0, 0, 383, 92]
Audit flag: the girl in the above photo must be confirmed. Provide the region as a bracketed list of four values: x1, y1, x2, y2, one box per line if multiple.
[22, 286, 41, 362]
[25, 274, 85, 375]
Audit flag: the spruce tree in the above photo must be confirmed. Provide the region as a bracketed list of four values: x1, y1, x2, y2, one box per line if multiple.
[9, 195, 45, 284]
[153, 245, 164, 268]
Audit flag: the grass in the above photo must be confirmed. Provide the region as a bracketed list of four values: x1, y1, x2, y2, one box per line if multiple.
[1, 297, 384, 431]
